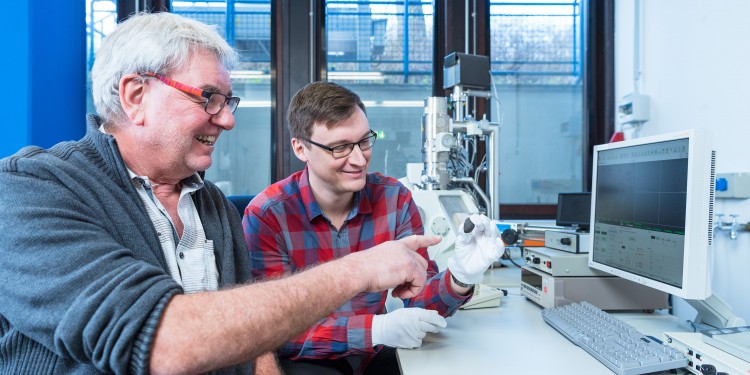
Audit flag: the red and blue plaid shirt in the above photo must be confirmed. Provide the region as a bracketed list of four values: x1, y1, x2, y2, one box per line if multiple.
[243, 167, 469, 362]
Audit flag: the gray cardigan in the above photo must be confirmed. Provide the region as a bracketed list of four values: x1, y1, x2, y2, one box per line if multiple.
[0, 115, 253, 374]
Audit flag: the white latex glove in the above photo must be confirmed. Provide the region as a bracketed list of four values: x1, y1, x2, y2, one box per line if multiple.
[371, 308, 447, 349]
[447, 214, 504, 285]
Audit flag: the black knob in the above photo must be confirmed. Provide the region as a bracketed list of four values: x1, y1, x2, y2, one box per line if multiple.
[700, 364, 717, 375]
[501, 229, 518, 245]
[560, 238, 572, 245]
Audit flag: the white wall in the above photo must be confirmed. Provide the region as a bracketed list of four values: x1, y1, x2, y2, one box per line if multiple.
[615, 0, 750, 323]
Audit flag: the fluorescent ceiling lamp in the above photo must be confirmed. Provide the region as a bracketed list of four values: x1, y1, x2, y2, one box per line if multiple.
[231, 70, 270, 80]
[238, 101, 272, 108]
[328, 71, 385, 81]
[362, 100, 423, 108]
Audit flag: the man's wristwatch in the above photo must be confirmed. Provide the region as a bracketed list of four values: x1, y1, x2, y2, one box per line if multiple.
[451, 273, 474, 288]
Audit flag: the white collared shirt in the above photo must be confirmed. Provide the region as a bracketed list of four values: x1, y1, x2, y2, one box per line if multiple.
[128, 170, 220, 293]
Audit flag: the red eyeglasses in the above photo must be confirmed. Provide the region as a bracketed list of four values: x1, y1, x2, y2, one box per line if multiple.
[141, 72, 240, 115]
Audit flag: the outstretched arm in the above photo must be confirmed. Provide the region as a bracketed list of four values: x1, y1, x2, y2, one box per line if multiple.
[149, 235, 439, 374]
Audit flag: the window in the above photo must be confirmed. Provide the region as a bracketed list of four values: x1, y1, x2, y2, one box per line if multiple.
[490, 0, 584, 205]
[86, 0, 118, 115]
[326, 0, 433, 179]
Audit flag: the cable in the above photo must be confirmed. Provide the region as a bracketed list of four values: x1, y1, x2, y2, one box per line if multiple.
[474, 154, 487, 184]
[502, 246, 524, 269]
[489, 69, 505, 128]
[471, 137, 477, 165]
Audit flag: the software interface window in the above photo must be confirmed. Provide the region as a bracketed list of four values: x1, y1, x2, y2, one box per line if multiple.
[593, 138, 690, 289]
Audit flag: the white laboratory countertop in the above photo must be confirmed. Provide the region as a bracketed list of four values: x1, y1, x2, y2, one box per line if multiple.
[397, 266, 690, 375]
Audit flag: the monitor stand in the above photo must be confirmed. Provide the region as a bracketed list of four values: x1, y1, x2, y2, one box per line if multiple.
[686, 294, 746, 329]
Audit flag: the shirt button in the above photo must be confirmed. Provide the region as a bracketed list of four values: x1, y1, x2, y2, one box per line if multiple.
[179, 252, 184, 259]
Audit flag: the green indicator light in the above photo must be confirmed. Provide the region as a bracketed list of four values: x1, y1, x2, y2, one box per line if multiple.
[377, 130, 386, 139]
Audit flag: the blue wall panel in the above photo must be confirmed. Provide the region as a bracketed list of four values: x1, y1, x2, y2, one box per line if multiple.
[1, 1, 86, 158]
[1, 3, 30, 158]
[29, 1, 86, 149]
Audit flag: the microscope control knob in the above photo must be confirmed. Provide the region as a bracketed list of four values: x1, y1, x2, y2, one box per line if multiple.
[501, 229, 518, 245]
[439, 133, 456, 148]
[430, 217, 450, 236]
[560, 238, 572, 245]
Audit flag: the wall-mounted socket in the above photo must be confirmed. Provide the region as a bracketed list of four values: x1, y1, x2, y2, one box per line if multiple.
[715, 173, 750, 199]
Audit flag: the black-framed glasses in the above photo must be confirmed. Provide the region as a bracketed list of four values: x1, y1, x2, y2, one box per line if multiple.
[141, 72, 240, 115]
[303, 130, 378, 159]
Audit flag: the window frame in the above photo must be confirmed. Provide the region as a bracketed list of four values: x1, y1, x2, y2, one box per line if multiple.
[154, 0, 614, 219]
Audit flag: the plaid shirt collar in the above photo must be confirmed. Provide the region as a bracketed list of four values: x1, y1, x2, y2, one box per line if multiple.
[298, 166, 373, 223]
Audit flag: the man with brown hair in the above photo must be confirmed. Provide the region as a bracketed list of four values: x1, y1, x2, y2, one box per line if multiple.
[245, 81, 501, 374]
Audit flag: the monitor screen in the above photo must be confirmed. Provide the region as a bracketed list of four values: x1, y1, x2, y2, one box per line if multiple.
[556, 193, 591, 230]
[588, 129, 715, 300]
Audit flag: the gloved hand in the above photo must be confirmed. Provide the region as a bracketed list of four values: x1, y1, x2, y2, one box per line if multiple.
[371, 308, 448, 349]
[447, 214, 504, 285]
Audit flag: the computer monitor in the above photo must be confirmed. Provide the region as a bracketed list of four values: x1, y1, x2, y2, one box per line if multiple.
[556, 193, 591, 231]
[588, 129, 715, 301]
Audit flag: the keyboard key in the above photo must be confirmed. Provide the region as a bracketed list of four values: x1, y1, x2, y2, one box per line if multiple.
[639, 357, 659, 366]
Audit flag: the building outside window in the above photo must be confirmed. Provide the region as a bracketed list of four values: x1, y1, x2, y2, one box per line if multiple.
[326, 0, 433, 180]
[490, 0, 584, 204]
[86, 0, 118, 115]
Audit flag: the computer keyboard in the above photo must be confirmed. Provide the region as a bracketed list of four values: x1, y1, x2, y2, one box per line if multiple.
[542, 301, 688, 375]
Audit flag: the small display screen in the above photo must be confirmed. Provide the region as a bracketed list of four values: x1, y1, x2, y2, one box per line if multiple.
[556, 193, 591, 230]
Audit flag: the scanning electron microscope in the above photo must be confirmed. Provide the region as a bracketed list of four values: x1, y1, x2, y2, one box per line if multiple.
[400, 53, 503, 308]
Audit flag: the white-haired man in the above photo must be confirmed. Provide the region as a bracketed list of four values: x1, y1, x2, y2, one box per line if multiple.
[0, 12, 438, 374]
